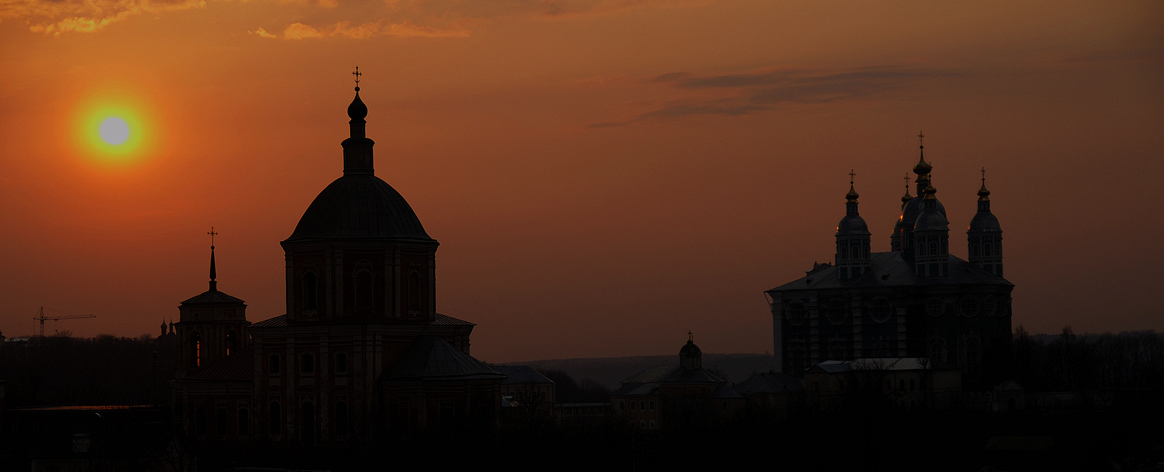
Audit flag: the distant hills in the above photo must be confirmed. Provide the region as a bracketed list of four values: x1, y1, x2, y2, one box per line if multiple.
[503, 353, 776, 390]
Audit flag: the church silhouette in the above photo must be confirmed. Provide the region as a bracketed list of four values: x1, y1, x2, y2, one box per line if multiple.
[170, 74, 505, 443]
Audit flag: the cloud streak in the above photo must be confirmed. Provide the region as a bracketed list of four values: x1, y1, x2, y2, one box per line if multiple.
[594, 66, 957, 127]
[7, 0, 209, 35]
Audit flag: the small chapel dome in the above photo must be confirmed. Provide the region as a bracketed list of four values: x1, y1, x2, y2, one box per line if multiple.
[680, 339, 702, 357]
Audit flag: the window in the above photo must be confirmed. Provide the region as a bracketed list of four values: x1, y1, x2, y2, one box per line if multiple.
[355, 270, 373, 309]
[335, 352, 348, 374]
[191, 331, 202, 367]
[300, 353, 315, 375]
[269, 401, 282, 435]
[194, 407, 207, 437]
[269, 354, 281, 375]
[226, 330, 237, 356]
[407, 269, 421, 312]
[649, 401, 655, 412]
[238, 408, 250, 436]
[303, 272, 318, 311]
[630, 401, 637, 411]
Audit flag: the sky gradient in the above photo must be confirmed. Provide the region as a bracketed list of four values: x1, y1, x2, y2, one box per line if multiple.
[1, 0, 1162, 362]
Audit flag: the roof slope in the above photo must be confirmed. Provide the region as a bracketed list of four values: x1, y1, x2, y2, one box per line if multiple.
[382, 336, 504, 381]
[768, 252, 1011, 292]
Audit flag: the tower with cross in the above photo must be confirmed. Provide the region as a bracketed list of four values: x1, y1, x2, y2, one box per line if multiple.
[172, 227, 250, 379]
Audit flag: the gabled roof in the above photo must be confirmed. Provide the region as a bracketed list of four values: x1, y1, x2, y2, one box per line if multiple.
[180, 290, 245, 305]
[494, 365, 554, 385]
[613, 365, 727, 396]
[768, 252, 1011, 293]
[382, 336, 504, 381]
[185, 345, 254, 382]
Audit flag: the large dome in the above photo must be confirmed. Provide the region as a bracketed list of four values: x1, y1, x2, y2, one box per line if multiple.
[286, 174, 433, 242]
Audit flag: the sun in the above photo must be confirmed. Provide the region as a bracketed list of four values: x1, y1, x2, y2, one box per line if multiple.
[75, 94, 153, 165]
[99, 117, 130, 145]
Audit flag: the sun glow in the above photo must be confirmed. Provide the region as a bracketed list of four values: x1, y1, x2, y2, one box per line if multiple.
[75, 93, 154, 166]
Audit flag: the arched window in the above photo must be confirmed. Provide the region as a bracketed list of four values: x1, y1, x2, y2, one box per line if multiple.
[355, 270, 373, 309]
[929, 337, 947, 364]
[929, 241, 938, 256]
[238, 407, 250, 436]
[335, 352, 348, 374]
[840, 245, 849, 259]
[407, 269, 421, 312]
[300, 353, 315, 375]
[269, 401, 282, 435]
[303, 272, 318, 312]
[226, 330, 237, 356]
[984, 242, 993, 257]
[191, 331, 202, 367]
[194, 407, 207, 437]
[970, 243, 979, 258]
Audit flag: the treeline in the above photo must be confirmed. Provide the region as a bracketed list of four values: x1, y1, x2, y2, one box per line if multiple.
[0, 334, 175, 408]
[1013, 326, 1164, 392]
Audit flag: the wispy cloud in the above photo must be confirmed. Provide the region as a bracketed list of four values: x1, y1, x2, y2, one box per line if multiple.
[5, 0, 704, 36]
[594, 66, 957, 127]
[268, 19, 469, 39]
[7, 0, 208, 35]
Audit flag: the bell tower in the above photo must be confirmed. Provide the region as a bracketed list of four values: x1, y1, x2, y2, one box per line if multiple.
[174, 229, 250, 378]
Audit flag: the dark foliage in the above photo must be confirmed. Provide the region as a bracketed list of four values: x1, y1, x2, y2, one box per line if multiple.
[1013, 326, 1164, 392]
[0, 334, 175, 407]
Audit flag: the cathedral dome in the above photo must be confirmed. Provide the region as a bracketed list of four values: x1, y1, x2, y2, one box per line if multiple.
[286, 174, 433, 242]
[899, 195, 946, 229]
[968, 211, 1001, 232]
[836, 214, 869, 235]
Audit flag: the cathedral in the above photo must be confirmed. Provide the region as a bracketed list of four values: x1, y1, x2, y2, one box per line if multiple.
[170, 78, 504, 443]
[765, 137, 1013, 390]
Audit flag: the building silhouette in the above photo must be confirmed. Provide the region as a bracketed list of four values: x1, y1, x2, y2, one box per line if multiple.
[171, 80, 504, 444]
[766, 137, 1013, 389]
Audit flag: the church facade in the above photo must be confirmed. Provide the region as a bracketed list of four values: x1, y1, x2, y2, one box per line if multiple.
[766, 138, 1013, 390]
[171, 80, 504, 443]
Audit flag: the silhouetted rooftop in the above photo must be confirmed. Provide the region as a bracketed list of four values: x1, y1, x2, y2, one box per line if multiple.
[286, 174, 433, 242]
[768, 252, 1011, 292]
[382, 336, 504, 381]
[180, 289, 245, 305]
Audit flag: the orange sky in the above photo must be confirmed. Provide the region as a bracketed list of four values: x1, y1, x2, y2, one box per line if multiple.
[1, 0, 1162, 362]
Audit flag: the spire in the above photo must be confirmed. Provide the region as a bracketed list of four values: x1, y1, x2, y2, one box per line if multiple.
[913, 131, 932, 175]
[343, 66, 375, 176]
[208, 227, 218, 292]
[978, 167, 991, 202]
[901, 173, 913, 207]
[845, 170, 859, 203]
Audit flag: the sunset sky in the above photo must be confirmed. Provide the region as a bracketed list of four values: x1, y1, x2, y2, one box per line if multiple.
[1, 0, 1161, 362]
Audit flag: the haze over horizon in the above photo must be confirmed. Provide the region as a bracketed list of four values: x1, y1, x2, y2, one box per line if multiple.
[1, 1, 1161, 363]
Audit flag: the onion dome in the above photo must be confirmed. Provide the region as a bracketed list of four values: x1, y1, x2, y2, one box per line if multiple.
[969, 169, 1001, 232]
[913, 131, 932, 175]
[836, 172, 870, 236]
[347, 90, 368, 121]
[913, 184, 949, 231]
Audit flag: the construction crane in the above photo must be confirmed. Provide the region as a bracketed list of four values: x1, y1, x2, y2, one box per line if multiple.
[33, 307, 96, 337]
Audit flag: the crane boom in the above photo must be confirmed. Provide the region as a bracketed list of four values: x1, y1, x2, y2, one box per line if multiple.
[33, 307, 97, 336]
